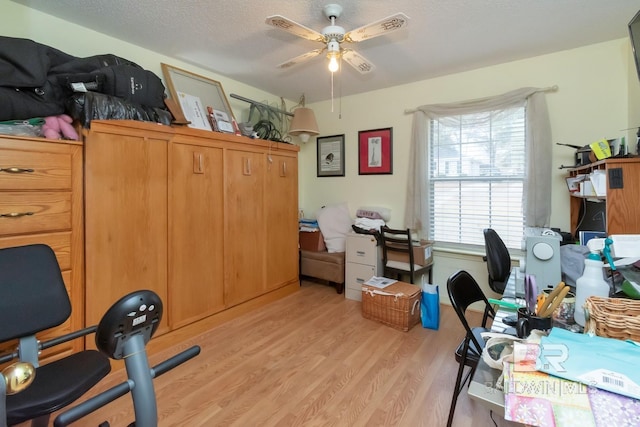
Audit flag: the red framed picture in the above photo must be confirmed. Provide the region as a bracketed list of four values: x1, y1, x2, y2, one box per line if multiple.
[358, 127, 393, 175]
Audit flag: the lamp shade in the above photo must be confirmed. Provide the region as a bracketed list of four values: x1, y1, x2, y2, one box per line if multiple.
[289, 107, 319, 143]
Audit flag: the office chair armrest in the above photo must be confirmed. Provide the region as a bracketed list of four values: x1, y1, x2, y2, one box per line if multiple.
[40, 325, 98, 352]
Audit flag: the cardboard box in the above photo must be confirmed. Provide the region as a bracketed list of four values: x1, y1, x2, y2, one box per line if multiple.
[361, 281, 421, 331]
[386, 240, 434, 266]
[299, 230, 326, 252]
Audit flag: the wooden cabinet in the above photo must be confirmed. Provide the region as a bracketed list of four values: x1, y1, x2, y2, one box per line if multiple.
[568, 158, 640, 236]
[0, 136, 84, 362]
[169, 134, 225, 328]
[84, 121, 299, 353]
[84, 122, 171, 337]
[224, 148, 266, 306]
[223, 148, 300, 305]
[265, 153, 299, 291]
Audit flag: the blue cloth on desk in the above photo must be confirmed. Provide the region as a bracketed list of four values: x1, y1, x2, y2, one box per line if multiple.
[538, 328, 640, 399]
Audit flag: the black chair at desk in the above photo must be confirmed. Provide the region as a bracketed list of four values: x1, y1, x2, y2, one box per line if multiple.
[446, 270, 496, 427]
[483, 228, 511, 294]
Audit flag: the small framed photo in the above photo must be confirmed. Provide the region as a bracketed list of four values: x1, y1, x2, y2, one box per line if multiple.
[317, 134, 345, 177]
[358, 127, 393, 175]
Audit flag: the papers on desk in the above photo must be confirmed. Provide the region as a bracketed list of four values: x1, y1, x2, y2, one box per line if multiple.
[503, 361, 640, 426]
[502, 327, 640, 426]
[539, 328, 640, 400]
[363, 276, 397, 289]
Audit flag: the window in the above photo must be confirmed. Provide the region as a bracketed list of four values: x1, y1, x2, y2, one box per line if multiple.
[428, 105, 525, 249]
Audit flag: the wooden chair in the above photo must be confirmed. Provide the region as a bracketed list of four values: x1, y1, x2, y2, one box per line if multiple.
[446, 270, 495, 427]
[379, 226, 432, 284]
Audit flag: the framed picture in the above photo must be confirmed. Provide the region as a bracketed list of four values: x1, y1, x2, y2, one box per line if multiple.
[161, 63, 236, 131]
[358, 127, 393, 175]
[317, 134, 345, 177]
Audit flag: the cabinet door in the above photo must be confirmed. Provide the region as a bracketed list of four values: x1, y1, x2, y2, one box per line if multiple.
[606, 160, 640, 234]
[169, 143, 225, 328]
[265, 154, 299, 290]
[85, 129, 169, 336]
[224, 149, 265, 306]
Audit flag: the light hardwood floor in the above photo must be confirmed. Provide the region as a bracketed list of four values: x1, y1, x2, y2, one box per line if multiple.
[43, 281, 521, 427]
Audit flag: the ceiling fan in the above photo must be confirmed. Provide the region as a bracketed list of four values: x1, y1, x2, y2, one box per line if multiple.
[265, 4, 409, 74]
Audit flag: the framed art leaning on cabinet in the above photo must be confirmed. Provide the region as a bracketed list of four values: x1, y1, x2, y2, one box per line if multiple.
[161, 63, 236, 131]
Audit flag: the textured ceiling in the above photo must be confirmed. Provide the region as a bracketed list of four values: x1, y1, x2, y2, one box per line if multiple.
[12, 0, 640, 103]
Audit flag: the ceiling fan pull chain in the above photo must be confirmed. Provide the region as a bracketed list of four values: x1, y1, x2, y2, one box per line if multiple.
[331, 71, 335, 113]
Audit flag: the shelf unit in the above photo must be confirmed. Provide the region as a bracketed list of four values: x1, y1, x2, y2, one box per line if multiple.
[567, 157, 640, 237]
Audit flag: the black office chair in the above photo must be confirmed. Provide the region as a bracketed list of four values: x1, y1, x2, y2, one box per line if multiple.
[380, 226, 433, 284]
[483, 228, 511, 294]
[54, 290, 201, 427]
[446, 270, 495, 427]
[0, 244, 111, 427]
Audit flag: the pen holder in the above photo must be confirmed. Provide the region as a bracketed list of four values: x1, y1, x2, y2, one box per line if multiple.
[516, 307, 552, 338]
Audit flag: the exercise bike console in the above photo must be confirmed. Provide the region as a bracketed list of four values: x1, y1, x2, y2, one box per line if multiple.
[54, 290, 201, 427]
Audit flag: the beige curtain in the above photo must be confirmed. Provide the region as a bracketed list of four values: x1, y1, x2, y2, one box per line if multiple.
[404, 87, 554, 238]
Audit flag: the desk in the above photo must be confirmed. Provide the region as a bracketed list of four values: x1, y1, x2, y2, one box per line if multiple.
[467, 268, 522, 415]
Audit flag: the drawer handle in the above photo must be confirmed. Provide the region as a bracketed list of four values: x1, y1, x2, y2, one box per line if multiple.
[0, 212, 34, 218]
[356, 278, 365, 283]
[0, 167, 34, 174]
[356, 251, 366, 255]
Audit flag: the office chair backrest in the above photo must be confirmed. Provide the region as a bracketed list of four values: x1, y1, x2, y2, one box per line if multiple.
[0, 244, 71, 342]
[483, 228, 511, 294]
[447, 270, 495, 349]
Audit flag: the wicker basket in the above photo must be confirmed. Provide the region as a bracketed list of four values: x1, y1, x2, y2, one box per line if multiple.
[361, 281, 421, 332]
[584, 296, 640, 341]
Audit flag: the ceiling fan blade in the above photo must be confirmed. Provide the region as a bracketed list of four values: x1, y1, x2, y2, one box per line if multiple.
[344, 12, 409, 43]
[277, 48, 325, 70]
[265, 15, 324, 42]
[342, 49, 375, 74]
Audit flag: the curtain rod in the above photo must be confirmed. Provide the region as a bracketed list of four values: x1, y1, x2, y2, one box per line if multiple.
[230, 93, 294, 117]
[403, 85, 559, 114]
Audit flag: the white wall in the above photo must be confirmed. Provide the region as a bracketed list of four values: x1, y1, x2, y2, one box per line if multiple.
[6, 2, 640, 301]
[300, 39, 638, 299]
[302, 39, 634, 229]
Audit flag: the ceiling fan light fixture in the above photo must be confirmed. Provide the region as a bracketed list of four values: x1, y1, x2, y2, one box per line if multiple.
[327, 53, 340, 73]
[289, 105, 319, 143]
[266, 5, 409, 76]
[326, 40, 341, 73]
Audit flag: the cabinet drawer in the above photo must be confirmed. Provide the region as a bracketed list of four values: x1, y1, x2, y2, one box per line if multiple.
[0, 232, 72, 270]
[0, 192, 71, 236]
[0, 149, 72, 190]
[346, 234, 379, 265]
[346, 262, 377, 289]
